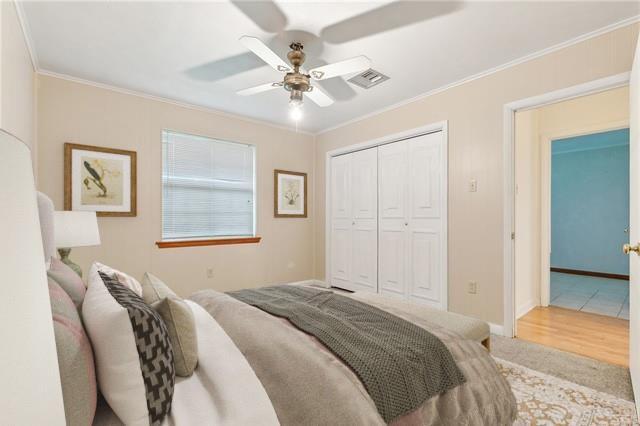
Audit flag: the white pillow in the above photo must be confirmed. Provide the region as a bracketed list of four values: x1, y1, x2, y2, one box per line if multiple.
[93, 262, 143, 296]
[83, 262, 175, 426]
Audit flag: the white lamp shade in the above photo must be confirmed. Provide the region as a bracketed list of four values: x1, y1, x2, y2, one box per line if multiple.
[54, 211, 101, 248]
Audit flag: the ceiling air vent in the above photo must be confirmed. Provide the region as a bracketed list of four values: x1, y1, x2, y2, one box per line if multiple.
[348, 69, 389, 89]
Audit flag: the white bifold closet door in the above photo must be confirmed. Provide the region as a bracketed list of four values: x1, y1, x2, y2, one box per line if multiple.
[330, 147, 378, 292]
[378, 131, 445, 309]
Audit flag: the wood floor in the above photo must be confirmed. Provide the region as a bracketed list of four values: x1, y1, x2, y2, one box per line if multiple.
[517, 306, 629, 367]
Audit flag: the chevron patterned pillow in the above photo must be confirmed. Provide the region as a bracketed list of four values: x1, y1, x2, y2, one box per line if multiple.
[83, 263, 175, 426]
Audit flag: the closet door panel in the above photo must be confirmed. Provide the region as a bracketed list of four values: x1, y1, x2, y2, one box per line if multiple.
[406, 132, 446, 309]
[378, 143, 406, 219]
[331, 154, 351, 220]
[409, 137, 441, 219]
[352, 148, 377, 220]
[351, 228, 377, 291]
[330, 154, 352, 289]
[351, 148, 378, 292]
[379, 228, 405, 298]
[408, 229, 441, 306]
[331, 225, 352, 288]
[378, 142, 408, 298]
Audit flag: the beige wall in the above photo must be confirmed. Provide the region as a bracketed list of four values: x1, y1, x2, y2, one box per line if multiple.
[514, 86, 630, 318]
[1, 1, 35, 152]
[315, 24, 639, 325]
[36, 75, 315, 297]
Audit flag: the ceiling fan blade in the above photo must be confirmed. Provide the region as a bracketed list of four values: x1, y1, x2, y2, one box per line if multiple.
[301, 61, 356, 101]
[308, 56, 371, 81]
[231, 1, 287, 33]
[306, 85, 334, 107]
[239, 36, 291, 73]
[237, 82, 283, 96]
[185, 52, 264, 82]
[320, 1, 463, 44]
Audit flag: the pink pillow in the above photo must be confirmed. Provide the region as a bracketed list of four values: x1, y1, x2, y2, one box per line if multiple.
[49, 277, 97, 425]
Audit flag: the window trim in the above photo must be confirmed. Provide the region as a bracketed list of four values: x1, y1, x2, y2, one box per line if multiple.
[160, 129, 258, 244]
[155, 236, 261, 249]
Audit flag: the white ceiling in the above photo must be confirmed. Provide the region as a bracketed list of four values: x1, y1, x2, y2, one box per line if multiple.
[21, 1, 640, 134]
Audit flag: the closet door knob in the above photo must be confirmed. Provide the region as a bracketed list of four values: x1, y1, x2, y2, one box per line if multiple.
[404, 222, 408, 226]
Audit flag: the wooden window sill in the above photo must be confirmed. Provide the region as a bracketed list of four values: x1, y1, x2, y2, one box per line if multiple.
[156, 237, 261, 249]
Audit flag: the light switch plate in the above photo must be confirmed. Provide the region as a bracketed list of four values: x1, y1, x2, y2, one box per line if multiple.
[467, 281, 477, 294]
[469, 179, 478, 192]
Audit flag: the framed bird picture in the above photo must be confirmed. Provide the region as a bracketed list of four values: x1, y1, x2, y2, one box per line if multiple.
[64, 143, 137, 217]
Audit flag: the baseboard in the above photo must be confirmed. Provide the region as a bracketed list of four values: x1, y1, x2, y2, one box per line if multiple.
[516, 300, 537, 319]
[550, 267, 629, 281]
[489, 322, 505, 336]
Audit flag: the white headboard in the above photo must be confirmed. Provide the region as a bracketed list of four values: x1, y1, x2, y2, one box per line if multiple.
[37, 191, 56, 263]
[0, 130, 66, 424]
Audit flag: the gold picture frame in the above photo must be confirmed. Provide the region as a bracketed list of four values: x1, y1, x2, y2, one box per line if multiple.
[64, 143, 137, 217]
[274, 169, 307, 218]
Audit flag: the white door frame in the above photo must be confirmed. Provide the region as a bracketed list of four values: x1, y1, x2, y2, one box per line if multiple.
[503, 73, 630, 337]
[539, 120, 630, 306]
[325, 121, 449, 309]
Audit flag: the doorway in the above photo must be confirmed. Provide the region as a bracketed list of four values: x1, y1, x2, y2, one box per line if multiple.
[512, 86, 631, 367]
[549, 128, 630, 319]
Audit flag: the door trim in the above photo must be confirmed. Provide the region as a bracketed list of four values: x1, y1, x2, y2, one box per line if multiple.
[503, 72, 630, 337]
[325, 121, 448, 309]
[539, 120, 629, 306]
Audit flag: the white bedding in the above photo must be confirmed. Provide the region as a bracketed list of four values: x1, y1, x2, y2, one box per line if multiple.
[94, 300, 278, 426]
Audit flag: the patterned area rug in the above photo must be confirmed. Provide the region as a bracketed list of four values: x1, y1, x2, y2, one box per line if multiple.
[496, 358, 638, 425]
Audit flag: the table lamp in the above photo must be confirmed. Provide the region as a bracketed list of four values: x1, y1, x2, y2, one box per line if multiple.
[53, 211, 101, 277]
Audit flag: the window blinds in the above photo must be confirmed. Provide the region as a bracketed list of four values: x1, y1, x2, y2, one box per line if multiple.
[162, 130, 255, 240]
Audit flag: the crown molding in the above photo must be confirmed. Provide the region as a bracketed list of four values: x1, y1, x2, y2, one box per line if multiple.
[13, 0, 38, 70]
[316, 15, 640, 136]
[36, 70, 315, 137]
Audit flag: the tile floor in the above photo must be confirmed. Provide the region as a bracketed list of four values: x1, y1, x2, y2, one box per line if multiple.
[550, 272, 629, 319]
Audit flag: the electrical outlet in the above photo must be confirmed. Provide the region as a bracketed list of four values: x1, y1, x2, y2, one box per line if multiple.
[206, 268, 214, 279]
[467, 281, 477, 294]
[469, 179, 478, 192]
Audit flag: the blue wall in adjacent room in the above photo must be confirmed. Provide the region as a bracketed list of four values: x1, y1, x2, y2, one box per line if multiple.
[551, 128, 629, 275]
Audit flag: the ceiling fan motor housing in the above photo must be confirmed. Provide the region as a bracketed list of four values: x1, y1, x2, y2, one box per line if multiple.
[284, 72, 311, 93]
[284, 42, 311, 97]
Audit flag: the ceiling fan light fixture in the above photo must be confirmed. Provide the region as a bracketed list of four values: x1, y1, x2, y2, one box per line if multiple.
[289, 89, 304, 107]
[289, 105, 303, 121]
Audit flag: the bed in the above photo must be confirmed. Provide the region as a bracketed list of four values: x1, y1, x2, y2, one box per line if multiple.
[37, 192, 517, 426]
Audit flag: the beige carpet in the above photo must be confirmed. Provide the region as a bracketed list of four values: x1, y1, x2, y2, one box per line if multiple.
[496, 358, 637, 425]
[491, 334, 633, 401]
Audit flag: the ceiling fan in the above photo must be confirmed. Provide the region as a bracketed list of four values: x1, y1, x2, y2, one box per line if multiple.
[236, 36, 371, 120]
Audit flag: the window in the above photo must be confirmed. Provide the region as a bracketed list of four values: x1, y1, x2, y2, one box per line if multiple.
[161, 130, 255, 241]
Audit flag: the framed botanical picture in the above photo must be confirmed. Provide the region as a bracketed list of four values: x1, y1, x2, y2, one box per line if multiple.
[274, 169, 307, 218]
[64, 143, 137, 217]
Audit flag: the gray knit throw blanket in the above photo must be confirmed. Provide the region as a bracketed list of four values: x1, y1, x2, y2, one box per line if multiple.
[227, 285, 466, 423]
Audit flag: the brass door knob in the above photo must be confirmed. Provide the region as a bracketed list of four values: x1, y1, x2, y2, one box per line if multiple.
[623, 243, 640, 255]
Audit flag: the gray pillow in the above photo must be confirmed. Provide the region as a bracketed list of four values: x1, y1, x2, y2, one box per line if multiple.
[152, 296, 199, 377]
[142, 273, 198, 377]
[142, 272, 177, 304]
[48, 257, 86, 309]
